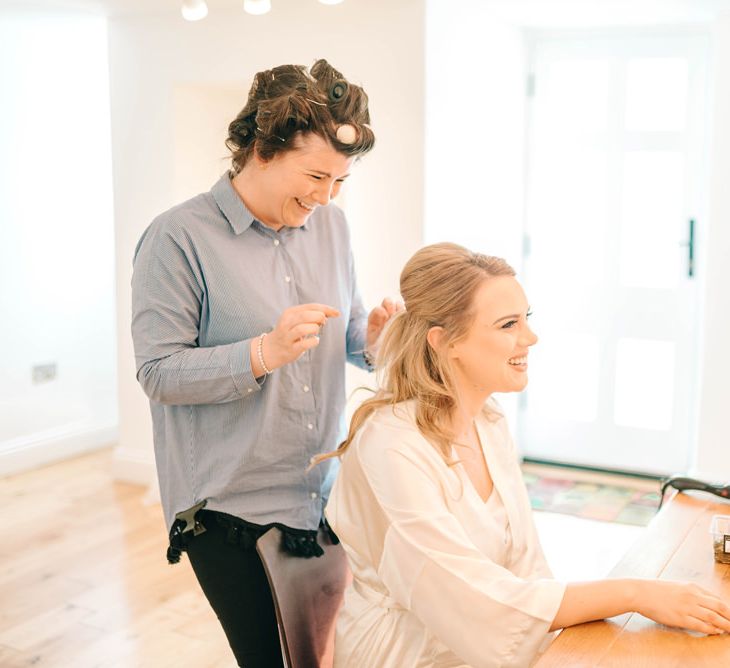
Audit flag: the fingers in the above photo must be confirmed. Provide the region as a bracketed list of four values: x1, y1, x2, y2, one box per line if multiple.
[381, 297, 405, 317]
[704, 609, 730, 634]
[279, 321, 326, 361]
[292, 334, 322, 355]
[366, 298, 404, 351]
[295, 310, 330, 328]
[718, 598, 730, 621]
[669, 589, 730, 635]
[699, 596, 730, 634]
[368, 306, 389, 329]
[382, 297, 396, 317]
[685, 615, 727, 635]
[295, 303, 341, 319]
[281, 304, 339, 331]
[370, 296, 405, 329]
[266, 303, 338, 369]
[640, 581, 730, 636]
[288, 322, 323, 342]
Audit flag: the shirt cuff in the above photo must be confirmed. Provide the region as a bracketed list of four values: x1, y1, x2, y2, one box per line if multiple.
[229, 338, 263, 397]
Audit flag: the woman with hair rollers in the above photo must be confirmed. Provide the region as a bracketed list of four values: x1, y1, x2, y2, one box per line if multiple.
[321, 242, 730, 668]
[131, 59, 401, 667]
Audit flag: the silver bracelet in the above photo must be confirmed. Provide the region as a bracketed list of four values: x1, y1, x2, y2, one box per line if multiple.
[258, 332, 272, 375]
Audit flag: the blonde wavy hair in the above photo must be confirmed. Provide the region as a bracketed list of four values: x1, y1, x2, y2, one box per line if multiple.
[315, 242, 515, 466]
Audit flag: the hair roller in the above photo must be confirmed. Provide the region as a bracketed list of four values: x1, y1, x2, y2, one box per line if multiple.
[329, 80, 348, 103]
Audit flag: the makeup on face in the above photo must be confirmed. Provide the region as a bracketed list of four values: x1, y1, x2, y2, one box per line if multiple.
[450, 276, 538, 403]
[256, 134, 354, 231]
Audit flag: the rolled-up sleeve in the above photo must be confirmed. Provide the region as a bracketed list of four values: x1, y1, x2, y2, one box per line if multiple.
[131, 220, 260, 405]
[354, 432, 566, 668]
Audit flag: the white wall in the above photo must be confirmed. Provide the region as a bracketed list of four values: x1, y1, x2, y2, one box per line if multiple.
[693, 13, 730, 480]
[0, 9, 117, 476]
[109, 0, 426, 483]
[425, 0, 527, 266]
[424, 0, 527, 425]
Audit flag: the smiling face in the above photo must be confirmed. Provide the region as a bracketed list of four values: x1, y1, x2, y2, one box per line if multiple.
[237, 132, 354, 231]
[447, 275, 537, 403]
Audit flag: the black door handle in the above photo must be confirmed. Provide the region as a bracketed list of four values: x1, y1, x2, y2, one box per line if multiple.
[687, 218, 695, 278]
[680, 219, 695, 278]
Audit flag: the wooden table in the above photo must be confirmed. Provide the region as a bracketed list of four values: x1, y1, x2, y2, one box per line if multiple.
[536, 491, 730, 667]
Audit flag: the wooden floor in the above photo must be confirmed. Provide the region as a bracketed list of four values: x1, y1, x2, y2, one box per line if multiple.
[0, 449, 236, 668]
[0, 449, 655, 667]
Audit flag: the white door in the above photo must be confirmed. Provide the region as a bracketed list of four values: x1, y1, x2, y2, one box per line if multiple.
[517, 33, 709, 475]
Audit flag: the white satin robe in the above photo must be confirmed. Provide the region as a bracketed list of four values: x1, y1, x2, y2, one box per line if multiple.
[325, 400, 566, 668]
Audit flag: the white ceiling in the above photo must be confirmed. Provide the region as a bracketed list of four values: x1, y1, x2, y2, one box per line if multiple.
[2, 0, 730, 24]
[0, 0, 240, 17]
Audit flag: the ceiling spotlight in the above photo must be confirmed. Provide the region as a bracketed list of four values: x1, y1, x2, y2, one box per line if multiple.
[244, 0, 272, 15]
[181, 0, 208, 21]
[318, 0, 345, 4]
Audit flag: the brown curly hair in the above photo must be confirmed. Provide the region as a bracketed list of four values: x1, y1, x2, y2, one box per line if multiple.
[225, 59, 375, 173]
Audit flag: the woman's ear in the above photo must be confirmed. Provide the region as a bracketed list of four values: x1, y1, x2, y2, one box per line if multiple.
[426, 326, 445, 353]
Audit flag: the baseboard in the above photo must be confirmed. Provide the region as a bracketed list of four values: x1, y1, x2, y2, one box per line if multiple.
[0, 421, 118, 478]
[521, 457, 664, 481]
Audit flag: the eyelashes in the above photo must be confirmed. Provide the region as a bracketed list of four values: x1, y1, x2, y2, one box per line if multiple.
[308, 175, 346, 183]
[501, 311, 533, 329]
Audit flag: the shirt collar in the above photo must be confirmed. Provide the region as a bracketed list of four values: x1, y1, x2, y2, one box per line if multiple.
[211, 171, 310, 236]
[211, 172, 256, 235]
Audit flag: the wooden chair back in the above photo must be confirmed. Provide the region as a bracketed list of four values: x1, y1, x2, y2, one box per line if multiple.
[256, 526, 351, 668]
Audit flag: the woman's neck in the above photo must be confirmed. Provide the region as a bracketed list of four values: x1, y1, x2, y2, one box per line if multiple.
[449, 404, 481, 444]
[230, 167, 281, 231]
[450, 361, 494, 425]
[450, 388, 491, 436]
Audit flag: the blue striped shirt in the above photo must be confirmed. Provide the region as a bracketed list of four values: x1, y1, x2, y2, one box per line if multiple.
[131, 173, 369, 531]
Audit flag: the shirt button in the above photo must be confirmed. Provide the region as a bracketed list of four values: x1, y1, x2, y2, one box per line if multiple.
[310, 492, 318, 500]
[307, 423, 314, 430]
[247, 388, 253, 393]
[285, 275, 291, 283]
[273, 239, 280, 246]
[303, 385, 310, 393]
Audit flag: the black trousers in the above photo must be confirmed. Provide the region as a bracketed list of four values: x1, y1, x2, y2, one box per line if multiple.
[185, 514, 285, 668]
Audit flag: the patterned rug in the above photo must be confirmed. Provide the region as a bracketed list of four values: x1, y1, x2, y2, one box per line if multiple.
[522, 472, 662, 527]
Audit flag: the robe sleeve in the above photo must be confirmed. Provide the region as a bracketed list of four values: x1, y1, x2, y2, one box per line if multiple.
[351, 422, 566, 668]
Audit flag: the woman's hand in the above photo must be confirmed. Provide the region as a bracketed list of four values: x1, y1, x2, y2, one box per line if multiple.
[635, 580, 730, 635]
[251, 303, 340, 376]
[366, 297, 404, 351]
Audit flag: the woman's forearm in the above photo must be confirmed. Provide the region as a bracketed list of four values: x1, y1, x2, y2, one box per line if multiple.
[550, 579, 641, 631]
[551, 577, 730, 635]
[137, 340, 256, 405]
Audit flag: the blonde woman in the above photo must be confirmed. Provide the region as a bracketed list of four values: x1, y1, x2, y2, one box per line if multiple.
[320, 243, 730, 668]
